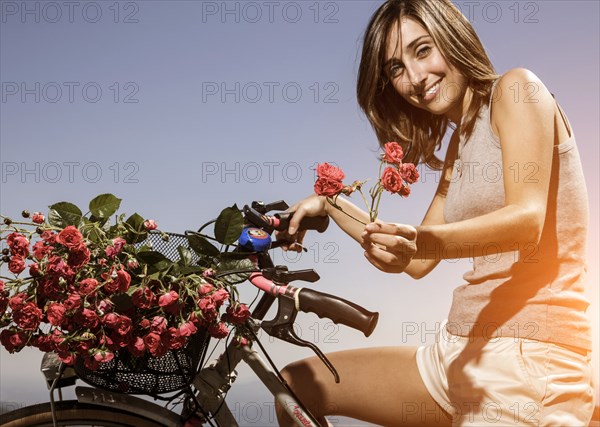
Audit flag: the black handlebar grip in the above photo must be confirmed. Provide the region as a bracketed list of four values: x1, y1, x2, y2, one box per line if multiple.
[297, 288, 378, 337]
[275, 212, 329, 233]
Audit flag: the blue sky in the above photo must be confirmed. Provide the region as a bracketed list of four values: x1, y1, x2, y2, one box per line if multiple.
[1, 1, 598, 424]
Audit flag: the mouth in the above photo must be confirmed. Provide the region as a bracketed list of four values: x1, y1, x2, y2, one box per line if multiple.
[418, 79, 441, 101]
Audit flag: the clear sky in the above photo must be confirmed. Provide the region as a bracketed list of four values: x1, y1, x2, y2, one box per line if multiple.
[1, 1, 598, 425]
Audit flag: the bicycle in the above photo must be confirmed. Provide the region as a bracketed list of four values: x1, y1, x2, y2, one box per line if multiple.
[0, 200, 379, 427]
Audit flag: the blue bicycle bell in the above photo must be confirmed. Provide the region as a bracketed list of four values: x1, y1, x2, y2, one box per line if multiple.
[239, 227, 272, 252]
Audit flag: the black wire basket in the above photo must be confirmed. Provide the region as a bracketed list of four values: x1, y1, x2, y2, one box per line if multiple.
[74, 231, 210, 395]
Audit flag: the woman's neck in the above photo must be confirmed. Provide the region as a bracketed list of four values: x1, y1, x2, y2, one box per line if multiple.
[446, 86, 474, 126]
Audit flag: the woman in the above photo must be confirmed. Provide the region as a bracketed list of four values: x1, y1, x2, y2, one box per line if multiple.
[275, 0, 595, 426]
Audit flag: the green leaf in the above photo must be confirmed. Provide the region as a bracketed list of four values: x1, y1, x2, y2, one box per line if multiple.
[177, 246, 194, 267]
[89, 194, 122, 219]
[136, 251, 171, 272]
[125, 213, 148, 244]
[187, 232, 220, 257]
[214, 205, 244, 245]
[216, 258, 255, 285]
[48, 202, 83, 228]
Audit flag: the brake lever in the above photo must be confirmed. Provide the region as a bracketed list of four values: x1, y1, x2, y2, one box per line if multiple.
[262, 294, 340, 383]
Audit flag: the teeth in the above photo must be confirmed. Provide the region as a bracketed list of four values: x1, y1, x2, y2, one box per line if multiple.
[426, 82, 439, 95]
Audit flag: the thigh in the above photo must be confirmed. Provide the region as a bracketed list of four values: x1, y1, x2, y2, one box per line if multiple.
[281, 346, 452, 427]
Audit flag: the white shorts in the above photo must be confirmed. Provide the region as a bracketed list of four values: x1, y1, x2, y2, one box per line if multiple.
[416, 321, 595, 426]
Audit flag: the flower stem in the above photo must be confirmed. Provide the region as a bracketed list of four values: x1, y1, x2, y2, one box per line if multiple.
[326, 198, 367, 226]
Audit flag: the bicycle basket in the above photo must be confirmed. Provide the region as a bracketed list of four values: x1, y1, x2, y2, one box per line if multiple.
[74, 231, 210, 395]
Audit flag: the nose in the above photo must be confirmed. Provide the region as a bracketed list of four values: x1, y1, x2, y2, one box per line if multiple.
[405, 61, 426, 92]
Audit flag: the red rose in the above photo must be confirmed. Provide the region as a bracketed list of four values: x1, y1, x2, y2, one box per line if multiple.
[76, 308, 100, 329]
[0, 280, 4, 293]
[132, 287, 156, 309]
[29, 263, 41, 277]
[32, 241, 53, 261]
[78, 278, 99, 297]
[93, 350, 115, 363]
[225, 304, 251, 325]
[144, 332, 166, 357]
[128, 337, 146, 357]
[33, 335, 54, 352]
[104, 269, 131, 294]
[316, 163, 345, 182]
[399, 163, 419, 185]
[0, 329, 27, 352]
[144, 219, 158, 231]
[7, 233, 30, 257]
[105, 237, 126, 258]
[208, 322, 229, 339]
[212, 288, 229, 306]
[381, 167, 403, 193]
[97, 299, 113, 314]
[58, 353, 76, 366]
[314, 177, 345, 197]
[40, 230, 57, 244]
[102, 313, 120, 328]
[382, 142, 404, 164]
[158, 290, 179, 307]
[8, 293, 27, 311]
[47, 302, 66, 326]
[114, 316, 133, 337]
[63, 293, 82, 311]
[32, 212, 45, 224]
[179, 321, 198, 337]
[150, 316, 167, 334]
[163, 327, 186, 350]
[46, 255, 74, 279]
[68, 246, 90, 269]
[199, 283, 214, 295]
[8, 256, 26, 275]
[13, 302, 43, 330]
[116, 270, 131, 292]
[57, 226, 84, 251]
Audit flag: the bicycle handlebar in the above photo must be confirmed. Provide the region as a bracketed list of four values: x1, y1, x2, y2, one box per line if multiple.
[247, 272, 378, 338]
[296, 288, 378, 337]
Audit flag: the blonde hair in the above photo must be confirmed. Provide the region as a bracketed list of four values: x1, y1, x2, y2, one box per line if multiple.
[357, 0, 499, 169]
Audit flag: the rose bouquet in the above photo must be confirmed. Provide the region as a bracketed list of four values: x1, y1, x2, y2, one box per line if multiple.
[0, 194, 253, 374]
[314, 142, 419, 223]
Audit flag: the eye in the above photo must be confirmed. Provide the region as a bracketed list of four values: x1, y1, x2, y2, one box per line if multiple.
[416, 45, 432, 58]
[388, 63, 404, 78]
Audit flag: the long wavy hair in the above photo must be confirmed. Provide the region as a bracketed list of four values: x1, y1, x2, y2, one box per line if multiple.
[357, 0, 499, 169]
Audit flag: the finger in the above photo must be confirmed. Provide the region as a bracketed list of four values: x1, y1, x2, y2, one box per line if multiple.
[364, 222, 417, 240]
[361, 230, 417, 255]
[288, 206, 305, 236]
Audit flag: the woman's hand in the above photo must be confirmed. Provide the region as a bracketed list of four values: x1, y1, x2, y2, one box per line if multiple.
[361, 222, 417, 273]
[275, 194, 328, 252]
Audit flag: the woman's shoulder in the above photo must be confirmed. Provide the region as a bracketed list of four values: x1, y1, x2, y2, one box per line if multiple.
[490, 68, 556, 135]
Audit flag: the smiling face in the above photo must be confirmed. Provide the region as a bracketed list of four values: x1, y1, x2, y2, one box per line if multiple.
[384, 16, 471, 124]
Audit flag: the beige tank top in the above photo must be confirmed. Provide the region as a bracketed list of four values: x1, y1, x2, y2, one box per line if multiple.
[444, 82, 591, 350]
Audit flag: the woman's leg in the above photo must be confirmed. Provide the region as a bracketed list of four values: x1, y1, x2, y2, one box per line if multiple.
[276, 346, 452, 427]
